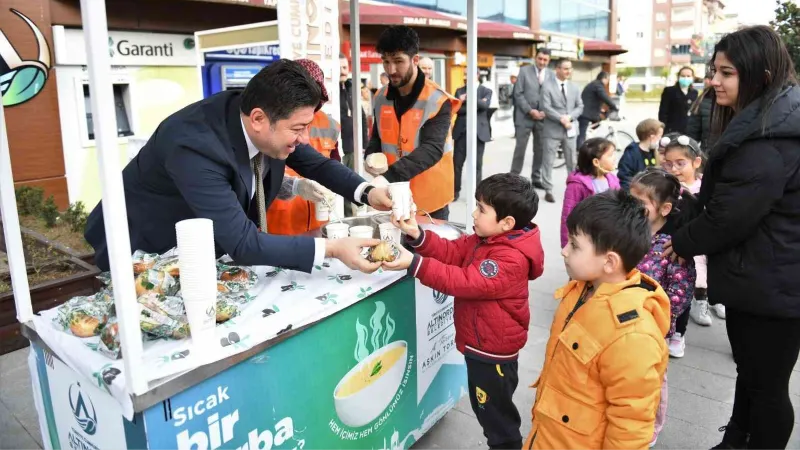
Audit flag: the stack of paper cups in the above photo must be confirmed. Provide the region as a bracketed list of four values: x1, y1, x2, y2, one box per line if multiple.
[175, 218, 218, 356]
[389, 182, 412, 221]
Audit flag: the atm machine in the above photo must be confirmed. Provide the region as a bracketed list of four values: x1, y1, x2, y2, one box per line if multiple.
[201, 43, 279, 97]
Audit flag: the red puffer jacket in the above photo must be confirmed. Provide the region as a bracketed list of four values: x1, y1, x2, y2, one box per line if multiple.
[408, 224, 545, 361]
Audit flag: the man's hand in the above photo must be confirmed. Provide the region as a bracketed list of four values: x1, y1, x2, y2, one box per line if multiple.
[382, 244, 414, 271]
[368, 187, 392, 211]
[459, 94, 467, 101]
[325, 238, 382, 273]
[391, 208, 420, 240]
[295, 179, 330, 203]
[365, 162, 388, 177]
[534, 110, 546, 120]
[560, 115, 572, 128]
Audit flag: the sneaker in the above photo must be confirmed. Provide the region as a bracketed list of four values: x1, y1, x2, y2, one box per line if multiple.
[669, 333, 685, 358]
[712, 303, 726, 319]
[690, 299, 713, 326]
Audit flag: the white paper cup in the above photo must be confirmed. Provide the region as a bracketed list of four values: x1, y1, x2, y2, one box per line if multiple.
[349, 225, 374, 239]
[175, 219, 218, 354]
[379, 223, 402, 244]
[326, 223, 350, 239]
[389, 182, 412, 221]
[315, 201, 330, 221]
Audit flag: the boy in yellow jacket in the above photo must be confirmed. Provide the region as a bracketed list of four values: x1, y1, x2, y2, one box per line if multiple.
[525, 190, 670, 450]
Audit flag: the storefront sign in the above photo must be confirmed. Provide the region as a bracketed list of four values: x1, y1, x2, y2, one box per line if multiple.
[206, 44, 280, 62]
[403, 16, 467, 30]
[538, 35, 584, 61]
[454, 52, 495, 69]
[31, 279, 467, 449]
[341, 42, 382, 64]
[277, 0, 340, 119]
[0, 8, 52, 107]
[53, 27, 198, 67]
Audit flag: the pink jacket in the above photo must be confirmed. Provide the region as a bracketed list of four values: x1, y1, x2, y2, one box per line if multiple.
[560, 171, 621, 247]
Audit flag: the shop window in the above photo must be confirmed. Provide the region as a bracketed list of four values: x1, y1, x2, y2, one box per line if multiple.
[657, 29, 667, 39]
[671, 44, 691, 55]
[83, 84, 134, 141]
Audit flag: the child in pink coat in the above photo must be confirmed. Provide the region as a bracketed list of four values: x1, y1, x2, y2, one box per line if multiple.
[560, 138, 621, 248]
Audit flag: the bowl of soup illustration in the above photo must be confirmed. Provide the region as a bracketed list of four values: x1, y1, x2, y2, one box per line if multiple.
[333, 340, 408, 427]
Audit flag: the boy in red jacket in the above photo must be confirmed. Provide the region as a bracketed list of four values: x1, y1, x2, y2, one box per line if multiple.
[384, 173, 545, 449]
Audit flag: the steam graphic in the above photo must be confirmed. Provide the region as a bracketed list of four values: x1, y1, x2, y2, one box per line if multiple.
[354, 301, 395, 362]
[0, 9, 52, 107]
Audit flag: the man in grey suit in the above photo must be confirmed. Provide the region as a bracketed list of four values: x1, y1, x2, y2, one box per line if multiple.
[541, 58, 583, 202]
[510, 48, 551, 183]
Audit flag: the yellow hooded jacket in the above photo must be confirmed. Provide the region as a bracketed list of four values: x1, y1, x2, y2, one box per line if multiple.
[524, 270, 671, 450]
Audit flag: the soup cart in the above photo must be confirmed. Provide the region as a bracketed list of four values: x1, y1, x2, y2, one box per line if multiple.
[0, 0, 485, 448]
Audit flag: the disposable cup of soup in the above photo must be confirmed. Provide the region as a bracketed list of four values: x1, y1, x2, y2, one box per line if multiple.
[326, 223, 350, 239]
[349, 225, 374, 239]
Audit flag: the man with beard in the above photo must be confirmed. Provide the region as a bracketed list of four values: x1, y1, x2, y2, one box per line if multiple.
[365, 26, 460, 220]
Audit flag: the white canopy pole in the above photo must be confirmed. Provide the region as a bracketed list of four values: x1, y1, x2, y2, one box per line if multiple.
[79, 0, 146, 394]
[465, 0, 478, 230]
[0, 95, 33, 322]
[350, 0, 363, 178]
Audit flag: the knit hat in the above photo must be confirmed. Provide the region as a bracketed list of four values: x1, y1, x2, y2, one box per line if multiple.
[295, 58, 329, 110]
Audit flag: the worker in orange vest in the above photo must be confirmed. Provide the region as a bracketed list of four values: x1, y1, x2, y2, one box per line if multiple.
[364, 26, 461, 220]
[266, 59, 341, 235]
[266, 110, 340, 235]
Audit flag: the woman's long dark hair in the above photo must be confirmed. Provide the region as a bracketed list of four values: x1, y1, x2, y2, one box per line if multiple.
[709, 25, 798, 141]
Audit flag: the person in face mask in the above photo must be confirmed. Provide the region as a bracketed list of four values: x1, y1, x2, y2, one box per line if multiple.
[658, 66, 699, 134]
[616, 118, 665, 191]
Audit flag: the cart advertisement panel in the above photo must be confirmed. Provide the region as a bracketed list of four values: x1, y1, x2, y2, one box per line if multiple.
[30, 278, 467, 450]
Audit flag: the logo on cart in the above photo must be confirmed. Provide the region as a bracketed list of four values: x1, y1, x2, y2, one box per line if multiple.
[68, 382, 98, 435]
[0, 9, 52, 107]
[432, 289, 449, 304]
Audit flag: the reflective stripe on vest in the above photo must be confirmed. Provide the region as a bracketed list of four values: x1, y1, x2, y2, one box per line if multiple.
[372, 78, 461, 213]
[308, 112, 340, 158]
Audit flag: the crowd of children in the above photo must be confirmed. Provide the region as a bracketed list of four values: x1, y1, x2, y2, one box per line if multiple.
[377, 115, 723, 449]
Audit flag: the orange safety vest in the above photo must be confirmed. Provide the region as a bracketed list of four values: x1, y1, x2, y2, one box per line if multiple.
[266, 111, 340, 235]
[373, 78, 461, 214]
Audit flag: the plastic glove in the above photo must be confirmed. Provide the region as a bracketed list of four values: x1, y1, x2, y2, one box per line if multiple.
[294, 178, 331, 203]
[276, 176, 298, 200]
[371, 176, 390, 187]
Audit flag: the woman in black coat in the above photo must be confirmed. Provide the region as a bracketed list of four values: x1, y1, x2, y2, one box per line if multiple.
[658, 66, 699, 133]
[667, 26, 800, 449]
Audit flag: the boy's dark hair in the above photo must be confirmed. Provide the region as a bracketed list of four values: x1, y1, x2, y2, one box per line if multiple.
[566, 190, 651, 272]
[240, 59, 321, 123]
[376, 26, 420, 57]
[475, 174, 538, 230]
[635, 118, 665, 141]
[577, 138, 615, 176]
[631, 167, 700, 230]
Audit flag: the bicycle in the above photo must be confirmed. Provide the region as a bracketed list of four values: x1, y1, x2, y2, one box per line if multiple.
[550, 113, 635, 170]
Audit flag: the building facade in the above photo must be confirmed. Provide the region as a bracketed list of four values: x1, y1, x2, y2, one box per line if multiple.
[617, 0, 725, 91]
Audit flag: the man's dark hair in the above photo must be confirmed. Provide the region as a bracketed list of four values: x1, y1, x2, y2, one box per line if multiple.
[240, 59, 321, 123]
[596, 71, 609, 81]
[555, 58, 572, 68]
[376, 26, 420, 57]
[566, 190, 651, 272]
[475, 173, 538, 230]
[536, 48, 551, 57]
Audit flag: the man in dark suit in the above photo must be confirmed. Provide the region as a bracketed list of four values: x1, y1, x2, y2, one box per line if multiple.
[453, 73, 493, 200]
[85, 60, 392, 274]
[578, 71, 618, 148]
